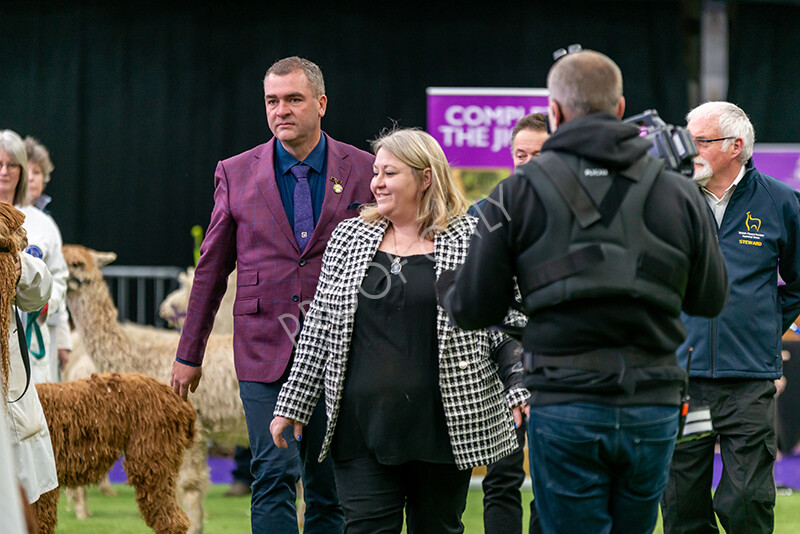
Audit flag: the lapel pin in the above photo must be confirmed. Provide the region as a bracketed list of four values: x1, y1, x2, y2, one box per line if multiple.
[330, 177, 343, 194]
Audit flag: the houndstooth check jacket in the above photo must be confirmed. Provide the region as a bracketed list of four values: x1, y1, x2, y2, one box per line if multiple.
[274, 214, 529, 470]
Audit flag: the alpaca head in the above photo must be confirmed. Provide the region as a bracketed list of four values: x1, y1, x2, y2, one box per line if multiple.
[0, 202, 28, 396]
[158, 267, 194, 330]
[62, 244, 117, 293]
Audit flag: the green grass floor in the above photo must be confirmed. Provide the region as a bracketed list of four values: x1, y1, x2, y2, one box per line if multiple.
[54, 484, 800, 533]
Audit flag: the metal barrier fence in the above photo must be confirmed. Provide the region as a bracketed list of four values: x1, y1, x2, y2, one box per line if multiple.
[101, 265, 184, 328]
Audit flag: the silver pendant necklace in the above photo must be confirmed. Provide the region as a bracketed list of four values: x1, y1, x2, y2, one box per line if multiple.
[389, 225, 413, 276]
[390, 225, 403, 275]
[390, 256, 403, 276]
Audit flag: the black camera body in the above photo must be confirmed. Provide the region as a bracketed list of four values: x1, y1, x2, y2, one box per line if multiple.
[624, 109, 698, 177]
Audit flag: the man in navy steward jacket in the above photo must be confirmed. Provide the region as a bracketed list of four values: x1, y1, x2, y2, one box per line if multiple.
[437, 49, 729, 533]
[660, 101, 800, 534]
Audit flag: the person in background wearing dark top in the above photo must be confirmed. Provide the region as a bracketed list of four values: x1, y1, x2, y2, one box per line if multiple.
[660, 101, 800, 534]
[170, 56, 375, 534]
[270, 127, 528, 534]
[437, 49, 729, 533]
[24, 136, 71, 380]
[510, 112, 549, 169]
[475, 112, 548, 534]
[23, 137, 54, 214]
[469, 113, 549, 221]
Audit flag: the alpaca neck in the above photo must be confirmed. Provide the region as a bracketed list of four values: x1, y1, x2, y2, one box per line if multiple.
[67, 278, 140, 373]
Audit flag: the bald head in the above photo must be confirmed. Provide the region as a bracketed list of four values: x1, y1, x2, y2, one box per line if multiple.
[547, 50, 624, 122]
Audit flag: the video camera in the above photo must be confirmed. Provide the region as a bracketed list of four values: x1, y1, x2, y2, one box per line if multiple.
[624, 109, 698, 177]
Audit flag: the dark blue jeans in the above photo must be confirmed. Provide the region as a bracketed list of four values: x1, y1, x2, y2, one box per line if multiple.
[239, 380, 343, 534]
[527, 403, 679, 534]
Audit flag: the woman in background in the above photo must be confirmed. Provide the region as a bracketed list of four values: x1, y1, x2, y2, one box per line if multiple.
[24, 136, 71, 379]
[271, 127, 527, 534]
[0, 196, 58, 509]
[0, 130, 68, 384]
[23, 137, 53, 214]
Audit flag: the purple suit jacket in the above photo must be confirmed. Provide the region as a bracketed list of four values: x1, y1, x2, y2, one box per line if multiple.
[176, 133, 375, 382]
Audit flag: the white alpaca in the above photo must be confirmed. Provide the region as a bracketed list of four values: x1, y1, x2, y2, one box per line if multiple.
[158, 264, 307, 525]
[62, 244, 246, 534]
[159, 267, 236, 335]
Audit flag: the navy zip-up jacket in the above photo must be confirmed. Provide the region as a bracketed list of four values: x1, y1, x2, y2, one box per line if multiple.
[680, 161, 800, 379]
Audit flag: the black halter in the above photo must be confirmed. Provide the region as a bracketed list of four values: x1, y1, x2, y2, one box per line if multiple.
[0, 244, 31, 402]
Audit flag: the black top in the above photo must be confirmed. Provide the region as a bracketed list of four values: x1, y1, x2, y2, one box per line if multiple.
[331, 250, 454, 464]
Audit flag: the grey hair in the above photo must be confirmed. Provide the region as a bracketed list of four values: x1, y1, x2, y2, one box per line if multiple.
[264, 56, 325, 98]
[547, 50, 623, 118]
[686, 101, 755, 164]
[0, 130, 30, 206]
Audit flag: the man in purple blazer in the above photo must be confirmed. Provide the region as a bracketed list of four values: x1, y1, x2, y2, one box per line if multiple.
[171, 56, 374, 534]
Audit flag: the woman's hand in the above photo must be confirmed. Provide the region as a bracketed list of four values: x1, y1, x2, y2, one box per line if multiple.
[512, 404, 524, 429]
[270, 416, 304, 448]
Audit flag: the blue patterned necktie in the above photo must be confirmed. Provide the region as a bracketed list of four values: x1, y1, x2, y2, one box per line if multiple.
[291, 164, 313, 251]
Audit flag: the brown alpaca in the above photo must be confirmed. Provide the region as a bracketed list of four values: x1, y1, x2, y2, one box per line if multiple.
[33, 372, 196, 534]
[0, 201, 29, 397]
[62, 244, 246, 534]
[20, 483, 39, 534]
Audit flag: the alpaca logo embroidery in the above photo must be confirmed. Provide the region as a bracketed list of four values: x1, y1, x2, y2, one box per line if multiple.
[746, 211, 762, 232]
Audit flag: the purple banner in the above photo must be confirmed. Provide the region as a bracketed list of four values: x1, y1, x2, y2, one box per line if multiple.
[426, 87, 800, 193]
[753, 145, 800, 191]
[426, 87, 549, 170]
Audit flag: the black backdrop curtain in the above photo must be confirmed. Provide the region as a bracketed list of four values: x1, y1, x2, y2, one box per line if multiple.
[1, 0, 689, 266]
[728, 1, 800, 143]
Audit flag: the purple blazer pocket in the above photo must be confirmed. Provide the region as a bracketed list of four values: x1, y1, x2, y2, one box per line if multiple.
[233, 297, 259, 315]
[237, 271, 258, 286]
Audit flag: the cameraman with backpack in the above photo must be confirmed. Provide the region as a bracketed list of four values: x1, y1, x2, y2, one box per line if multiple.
[438, 49, 728, 533]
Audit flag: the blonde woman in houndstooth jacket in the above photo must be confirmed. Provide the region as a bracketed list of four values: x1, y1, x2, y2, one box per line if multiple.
[271, 127, 527, 534]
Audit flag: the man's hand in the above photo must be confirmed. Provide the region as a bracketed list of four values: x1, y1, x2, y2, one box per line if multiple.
[775, 376, 787, 398]
[270, 416, 304, 448]
[171, 360, 202, 401]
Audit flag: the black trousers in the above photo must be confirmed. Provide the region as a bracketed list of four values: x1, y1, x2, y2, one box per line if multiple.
[661, 379, 777, 534]
[482, 421, 542, 534]
[332, 455, 471, 534]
